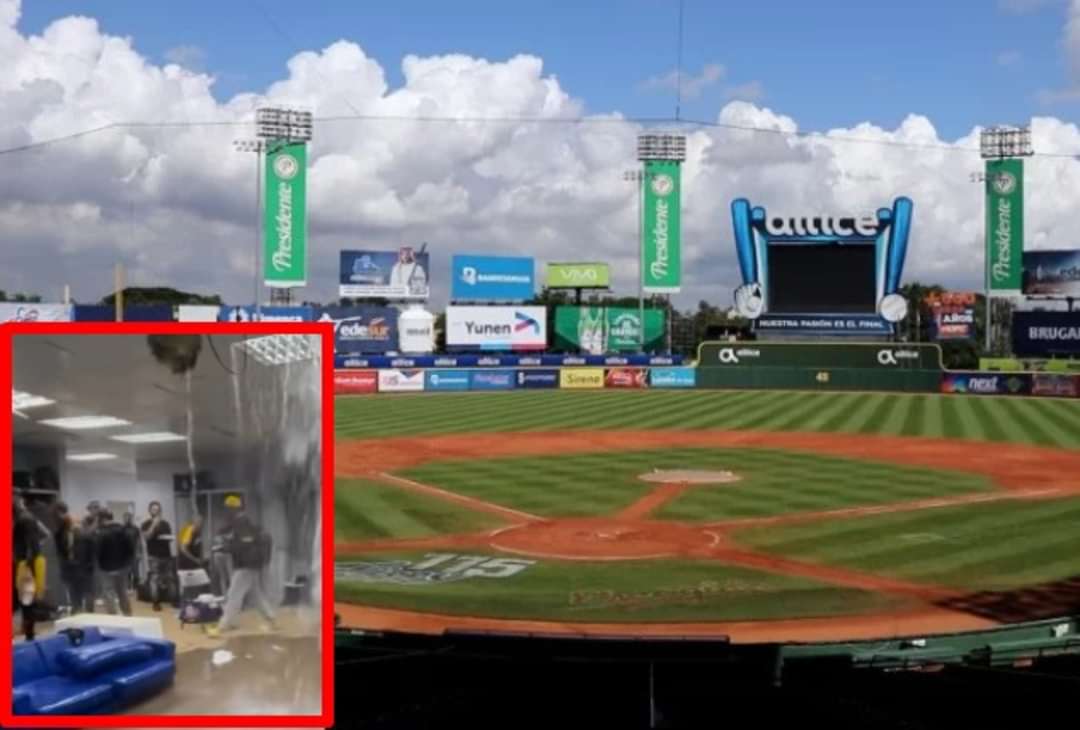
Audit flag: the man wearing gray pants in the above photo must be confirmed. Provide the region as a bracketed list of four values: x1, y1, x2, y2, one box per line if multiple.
[206, 495, 276, 637]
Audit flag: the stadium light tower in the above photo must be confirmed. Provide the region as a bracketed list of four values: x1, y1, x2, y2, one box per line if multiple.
[976, 124, 1032, 353]
[233, 106, 313, 317]
[632, 133, 686, 352]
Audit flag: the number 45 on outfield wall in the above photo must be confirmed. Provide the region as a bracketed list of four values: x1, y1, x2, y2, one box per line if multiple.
[411, 553, 536, 578]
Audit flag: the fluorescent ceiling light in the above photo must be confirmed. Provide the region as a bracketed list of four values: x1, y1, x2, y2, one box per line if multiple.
[12, 390, 55, 411]
[66, 452, 118, 462]
[39, 415, 132, 430]
[235, 334, 319, 367]
[111, 432, 187, 444]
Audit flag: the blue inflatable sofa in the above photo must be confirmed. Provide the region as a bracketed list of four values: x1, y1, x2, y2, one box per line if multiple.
[13, 626, 176, 715]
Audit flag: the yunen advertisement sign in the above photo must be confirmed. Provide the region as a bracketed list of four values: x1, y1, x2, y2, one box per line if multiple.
[698, 342, 942, 371]
[560, 368, 605, 389]
[445, 306, 547, 351]
[451, 255, 535, 301]
[642, 160, 682, 293]
[604, 368, 648, 389]
[924, 292, 977, 341]
[334, 370, 378, 395]
[941, 373, 1031, 396]
[546, 262, 610, 289]
[1012, 311, 1080, 357]
[340, 248, 430, 300]
[316, 306, 399, 354]
[516, 369, 560, 389]
[377, 369, 425, 393]
[218, 306, 313, 322]
[264, 141, 308, 288]
[0, 303, 72, 322]
[986, 158, 1024, 296]
[425, 370, 471, 391]
[554, 306, 665, 353]
[650, 367, 696, 388]
[469, 369, 516, 391]
[1022, 250, 1080, 296]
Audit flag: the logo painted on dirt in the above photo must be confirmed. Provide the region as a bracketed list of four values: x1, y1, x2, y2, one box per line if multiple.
[569, 580, 774, 611]
[335, 553, 535, 585]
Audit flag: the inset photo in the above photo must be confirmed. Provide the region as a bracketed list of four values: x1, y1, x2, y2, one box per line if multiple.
[4, 325, 332, 726]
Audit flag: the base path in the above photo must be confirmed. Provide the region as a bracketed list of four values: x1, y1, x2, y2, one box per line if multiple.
[336, 429, 1080, 643]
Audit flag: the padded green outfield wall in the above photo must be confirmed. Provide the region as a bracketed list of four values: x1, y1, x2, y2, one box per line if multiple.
[695, 342, 943, 393]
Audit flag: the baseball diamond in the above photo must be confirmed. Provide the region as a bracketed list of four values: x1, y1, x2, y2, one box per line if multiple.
[334, 389, 1080, 643]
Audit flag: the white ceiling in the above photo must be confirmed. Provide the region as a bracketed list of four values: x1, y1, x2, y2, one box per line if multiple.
[12, 334, 256, 470]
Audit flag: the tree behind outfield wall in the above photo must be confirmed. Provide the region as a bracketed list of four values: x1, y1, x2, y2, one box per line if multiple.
[99, 286, 222, 307]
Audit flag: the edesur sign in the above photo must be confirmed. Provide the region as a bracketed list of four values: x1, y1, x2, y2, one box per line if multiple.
[547, 263, 610, 289]
[445, 306, 547, 351]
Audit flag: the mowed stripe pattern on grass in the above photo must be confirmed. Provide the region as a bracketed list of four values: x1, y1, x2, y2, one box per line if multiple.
[400, 448, 996, 521]
[336, 390, 1080, 448]
[734, 496, 1080, 593]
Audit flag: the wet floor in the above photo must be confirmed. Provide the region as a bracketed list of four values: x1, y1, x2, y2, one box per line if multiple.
[133, 634, 322, 716]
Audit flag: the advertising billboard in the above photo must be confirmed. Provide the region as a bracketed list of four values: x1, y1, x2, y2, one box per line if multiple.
[642, 160, 682, 293]
[604, 368, 648, 389]
[264, 141, 308, 288]
[546, 262, 610, 289]
[425, 370, 471, 392]
[554, 306, 665, 353]
[1032, 373, 1080, 398]
[1012, 311, 1080, 357]
[1023, 250, 1080, 296]
[334, 370, 377, 395]
[0, 303, 72, 322]
[560, 368, 604, 389]
[74, 305, 174, 322]
[941, 373, 1031, 396]
[377, 369, 425, 392]
[177, 305, 221, 322]
[451, 255, 535, 301]
[516, 369, 560, 389]
[650, 366, 696, 388]
[469, 369, 516, 391]
[925, 292, 977, 341]
[218, 306, 313, 322]
[445, 306, 547, 351]
[340, 248, 430, 300]
[316, 306, 399, 354]
[986, 158, 1024, 296]
[698, 342, 942, 371]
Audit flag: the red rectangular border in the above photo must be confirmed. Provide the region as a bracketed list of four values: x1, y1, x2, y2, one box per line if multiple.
[0, 321, 335, 728]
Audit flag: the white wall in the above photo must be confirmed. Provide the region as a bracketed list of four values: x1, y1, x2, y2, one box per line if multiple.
[61, 458, 176, 530]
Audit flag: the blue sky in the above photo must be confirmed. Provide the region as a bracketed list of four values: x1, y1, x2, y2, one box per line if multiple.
[16, 0, 1078, 139]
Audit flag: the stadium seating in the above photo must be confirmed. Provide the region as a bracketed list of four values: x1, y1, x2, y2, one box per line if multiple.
[13, 626, 175, 715]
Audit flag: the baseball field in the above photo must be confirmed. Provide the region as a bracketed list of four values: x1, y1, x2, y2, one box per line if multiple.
[334, 389, 1080, 643]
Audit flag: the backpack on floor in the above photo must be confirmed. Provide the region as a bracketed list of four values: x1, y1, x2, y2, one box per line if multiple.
[179, 596, 223, 625]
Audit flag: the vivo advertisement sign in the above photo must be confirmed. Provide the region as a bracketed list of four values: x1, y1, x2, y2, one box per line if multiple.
[451, 255, 535, 301]
[470, 369, 516, 390]
[516, 369, 560, 389]
[445, 306, 547, 351]
[317, 306, 399, 354]
[425, 370, 471, 391]
[650, 367, 697, 388]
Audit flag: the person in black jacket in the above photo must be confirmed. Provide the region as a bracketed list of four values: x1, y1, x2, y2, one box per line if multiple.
[95, 510, 135, 616]
[13, 497, 43, 640]
[68, 515, 97, 613]
[140, 501, 173, 611]
[206, 495, 276, 637]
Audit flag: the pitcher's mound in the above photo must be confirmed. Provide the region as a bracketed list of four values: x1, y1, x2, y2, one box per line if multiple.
[638, 469, 741, 484]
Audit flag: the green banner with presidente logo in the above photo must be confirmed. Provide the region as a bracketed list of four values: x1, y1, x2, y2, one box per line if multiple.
[264, 141, 308, 287]
[986, 158, 1023, 296]
[642, 160, 681, 293]
[554, 306, 665, 353]
[547, 262, 610, 289]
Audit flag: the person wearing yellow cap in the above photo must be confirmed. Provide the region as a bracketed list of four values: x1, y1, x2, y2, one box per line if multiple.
[205, 494, 277, 638]
[13, 497, 46, 641]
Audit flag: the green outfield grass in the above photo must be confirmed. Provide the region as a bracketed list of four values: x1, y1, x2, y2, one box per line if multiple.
[335, 390, 1080, 449]
[734, 496, 1080, 592]
[398, 448, 994, 521]
[336, 478, 503, 543]
[336, 550, 910, 622]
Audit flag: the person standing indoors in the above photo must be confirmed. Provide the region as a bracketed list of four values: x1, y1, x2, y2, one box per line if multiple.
[140, 501, 173, 612]
[121, 512, 142, 591]
[68, 513, 97, 614]
[52, 502, 77, 614]
[13, 497, 45, 641]
[95, 510, 135, 616]
[205, 495, 276, 637]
